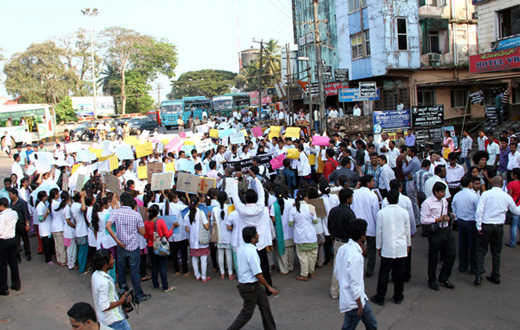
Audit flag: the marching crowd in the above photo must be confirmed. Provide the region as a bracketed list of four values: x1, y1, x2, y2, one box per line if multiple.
[1, 112, 520, 330]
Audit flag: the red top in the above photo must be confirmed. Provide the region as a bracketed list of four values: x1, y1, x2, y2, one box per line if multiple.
[144, 219, 173, 247]
[507, 181, 520, 206]
[323, 158, 339, 179]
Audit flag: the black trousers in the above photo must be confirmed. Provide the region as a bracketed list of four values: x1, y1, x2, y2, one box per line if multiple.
[476, 224, 503, 278]
[366, 236, 376, 275]
[210, 243, 218, 269]
[427, 227, 456, 284]
[324, 236, 333, 264]
[374, 256, 406, 302]
[170, 239, 189, 274]
[258, 248, 272, 290]
[458, 220, 477, 274]
[15, 222, 30, 258]
[41, 236, 55, 263]
[0, 238, 20, 293]
[227, 283, 276, 330]
[405, 247, 412, 281]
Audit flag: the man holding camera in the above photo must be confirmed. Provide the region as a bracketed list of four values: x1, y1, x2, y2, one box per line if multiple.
[91, 249, 132, 330]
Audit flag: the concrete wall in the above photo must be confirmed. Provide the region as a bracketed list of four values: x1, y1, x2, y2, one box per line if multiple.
[476, 0, 519, 53]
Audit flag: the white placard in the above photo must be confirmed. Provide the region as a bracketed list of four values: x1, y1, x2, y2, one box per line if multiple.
[65, 141, 83, 154]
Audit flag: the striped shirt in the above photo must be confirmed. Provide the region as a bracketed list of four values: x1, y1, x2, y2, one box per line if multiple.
[361, 164, 382, 188]
[414, 169, 433, 194]
[460, 136, 473, 158]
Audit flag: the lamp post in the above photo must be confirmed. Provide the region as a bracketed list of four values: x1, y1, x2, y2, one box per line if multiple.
[81, 8, 99, 119]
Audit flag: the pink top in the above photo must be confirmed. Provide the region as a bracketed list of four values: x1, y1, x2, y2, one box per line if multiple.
[135, 198, 144, 208]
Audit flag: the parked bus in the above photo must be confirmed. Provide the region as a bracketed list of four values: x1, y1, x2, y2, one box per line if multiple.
[160, 99, 183, 129]
[182, 96, 211, 122]
[212, 93, 250, 117]
[0, 104, 57, 146]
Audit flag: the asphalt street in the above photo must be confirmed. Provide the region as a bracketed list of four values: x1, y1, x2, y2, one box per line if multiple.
[1, 142, 520, 330]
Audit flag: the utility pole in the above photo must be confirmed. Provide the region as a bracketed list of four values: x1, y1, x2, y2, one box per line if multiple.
[258, 40, 263, 119]
[82, 8, 99, 119]
[286, 43, 292, 126]
[313, 0, 325, 134]
[156, 83, 163, 108]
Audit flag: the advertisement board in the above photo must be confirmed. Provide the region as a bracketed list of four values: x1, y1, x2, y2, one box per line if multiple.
[469, 47, 520, 74]
[373, 110, 411, 134]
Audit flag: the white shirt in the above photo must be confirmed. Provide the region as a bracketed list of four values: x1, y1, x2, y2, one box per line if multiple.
[36, 202, 51, 237]
[508, 151, 520, 171]
[475, 187, 520, 230]
[351, 187, 379, 237]
[424, 175, 451, 199]
[71, 202, 88, 237]
[289, 202, 317, 244]
[353, 107, 361, 116]
[376, 205, 411, 258]
[91, 270, 125, 326]
[334, 239, 368, 313]
[487, 142, 500, 166]
[445, 164, 465, 189]
[236, 243, 262, 283]
[297, 151, 311, 177]
[184, 208, 209, 249]
[0, 208, 18, 239]
[387, 148, 400, 168]
[320, 194, 340, 236]
[270, 198, 294, 241]
[379, 164, 395, 191]
[11, 162, 23, 186]
[381, 193, 416, 236]
[50, 200, 66, 233]
[477, 136, 488, 151]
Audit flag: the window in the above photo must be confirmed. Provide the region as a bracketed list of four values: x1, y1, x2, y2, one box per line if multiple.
[351, 33, 364, 59]
[348, 0, 367, 13]
[451, 89, 468, 108]
[428, 30, 447, 54]
[420, 0, 446, 6]
[513, 88, 520, 104]
[498, 5, 520, 39]
[365, 31, 371, 56]
[417, 90, 435, 106]
[397, 18, 408, 50]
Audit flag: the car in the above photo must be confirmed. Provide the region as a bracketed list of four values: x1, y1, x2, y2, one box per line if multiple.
[129, 117, 159, 135]
[73, 120, 117, 141]
[65, 122, 76, 131]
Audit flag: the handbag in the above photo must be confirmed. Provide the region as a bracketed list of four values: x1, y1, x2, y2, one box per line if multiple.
[198, 211, 211, 245]
[210, 211, 219, 243]
[427, 200, 445, 235]
[153, 221, 170, 257]
[505, 195, 520, 225]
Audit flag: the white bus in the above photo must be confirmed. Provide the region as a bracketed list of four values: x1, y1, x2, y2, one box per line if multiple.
[0, 104, 57, 147]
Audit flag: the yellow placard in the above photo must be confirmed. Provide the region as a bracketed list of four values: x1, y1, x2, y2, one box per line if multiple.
[99, 153, 114, 162]
[137, 165, 147, 179]
[124, 136, 139, 146]
[108, 155, 119, 171]
[228, 204, 236, 213]
[88, 148, 103, 159]
[210, 129, 219, 138]
[135, 142, 153, 158]
[268, 126, 281, 140]
[287, 148, 300, 159]
[161, 138, 170, 145]
[285, 127, 301, 139]
[71, 164, 80, 175]
[240, 129, 248, 137]
[184, 140, 195, 146]
[308, 154, 316, 166]
[165, 162, 175, 172]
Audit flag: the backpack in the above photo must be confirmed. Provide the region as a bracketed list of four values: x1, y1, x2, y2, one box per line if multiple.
[273, 170, 286, 187]
[327, 159, 338, 172]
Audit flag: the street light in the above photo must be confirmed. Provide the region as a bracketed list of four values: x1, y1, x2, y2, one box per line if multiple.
[82, 8, 99, 119]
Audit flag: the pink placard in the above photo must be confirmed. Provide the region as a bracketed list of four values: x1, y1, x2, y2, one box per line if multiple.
[252, 126, 263, 138]
[165, 137, 184, 152]
[179, 131, 186, 138]
[270, 154, 285, 170]
[312, 135, 330, 146]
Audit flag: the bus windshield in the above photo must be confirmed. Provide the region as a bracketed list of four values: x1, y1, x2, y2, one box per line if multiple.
[161, 101, 183, 113]
[213, 98, 233, 111]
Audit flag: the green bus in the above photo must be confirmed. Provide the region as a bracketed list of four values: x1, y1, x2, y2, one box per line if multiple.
[212, 92, 250, 116]
[0, 104, 57, 146]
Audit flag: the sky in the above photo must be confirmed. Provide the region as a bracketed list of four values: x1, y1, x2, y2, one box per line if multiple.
[0, 0, 294, 102]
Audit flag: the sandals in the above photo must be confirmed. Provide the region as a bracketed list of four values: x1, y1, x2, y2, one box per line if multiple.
[164, 286, 177, 293]
[183, 272, 193, 278]
[229, 275, 236, 280]
[296, 276, 308, 281]
[202, 277, 211, 283]
[141, 275, 152, 281]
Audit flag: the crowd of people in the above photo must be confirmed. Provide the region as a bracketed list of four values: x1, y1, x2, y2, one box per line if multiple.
[1, 114, 520, 330]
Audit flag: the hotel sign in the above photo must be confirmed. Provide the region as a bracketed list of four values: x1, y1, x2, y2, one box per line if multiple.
[469, 47, 520, 73]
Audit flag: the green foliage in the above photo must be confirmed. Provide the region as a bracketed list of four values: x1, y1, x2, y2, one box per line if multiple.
[168, 69, 237, 99]
[54, 96, 78, 123]
[124, 71, 155, 114]
[3, 41, 79, 104]
[237, 39, 281, 91]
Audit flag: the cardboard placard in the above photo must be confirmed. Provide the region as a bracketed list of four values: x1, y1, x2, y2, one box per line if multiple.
[223, 177, 238, 197]
[287, 149, 300, 159]
[65, 141, 82, 154]
[176, 172, 200, 194]
[176, 158, 195, 174]
[103, 172, 121, 196]
[198, 177, 217, 194]
[76, 150, 96, 163]
[156, 142, 164, 154]
[116, 145, 134, 160]
[285, 127, 301, 139]
[196, 124, 209, 134]
[230, 132, 246, 145]
[164, 162, 175, 172]
[135, 142, 153, 158]
[62, 172, 69, 191]
[195, 139, 213, 153]
[307, 198, 327, 218]
[240, 129, 248, 137]
[139, 130, 150, 140]
[76, 174, 87, 192]
[151, 172, 174, 191]
[137, 165, 148, 179]
[147, 162, 163, 182]
[109, 155, 119, 171]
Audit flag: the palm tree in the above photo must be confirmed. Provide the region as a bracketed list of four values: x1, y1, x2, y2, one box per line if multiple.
[97, 63, 120, 113]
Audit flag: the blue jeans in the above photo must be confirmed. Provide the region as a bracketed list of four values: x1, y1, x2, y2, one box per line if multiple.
[109, 319, 132, 330]
[509, 214, 520, 246]
[342, 301, 378, 330]
[117, 246, 144, 300]
[147, 246, 169, 290]
[314, 120, 320, 133]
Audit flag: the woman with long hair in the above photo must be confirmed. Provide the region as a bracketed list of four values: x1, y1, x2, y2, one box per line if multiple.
[144, 204, 177, 292]
[319, 179, 340, 266]
[271, 185, 295, 274]
[213, 191, 234, 280]
[297, 144, 312, 182]
[164, 191, 191, 277]
[71, 191, 89, 274]
[184, 196, 211, 282]
[35, 191, 54, 264]
[205, 188, 219, 272]
[49, 188, 66, 266]
[57, 191, 76, 270]
[442, 130, 454, 159]
[289, 187, 319, 281]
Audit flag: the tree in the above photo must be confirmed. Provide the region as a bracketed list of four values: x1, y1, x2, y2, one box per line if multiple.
[237, 39, 281, 91]
[54, 96, 78, 123]
[124, 70, 154, 114]
[100, 27, 178, 114]
[3, 41, 79, 104]
[168, 70, 237, 99]
[97, 63, 120, 113]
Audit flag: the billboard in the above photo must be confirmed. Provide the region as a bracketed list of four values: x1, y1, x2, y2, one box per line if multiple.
[339, 88, 380, 102]
[469, 47, 520, 74]
[373, 110, 411, 134]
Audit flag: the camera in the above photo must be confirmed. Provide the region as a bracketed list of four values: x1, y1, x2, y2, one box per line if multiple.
[118, 284, 138, 314]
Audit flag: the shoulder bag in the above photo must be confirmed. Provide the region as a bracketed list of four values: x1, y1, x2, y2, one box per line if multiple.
[505, 195, 520, 225]
[210, 210, 220, 243]
[153, 220, 170, 257]
[198, 211, 211, 245]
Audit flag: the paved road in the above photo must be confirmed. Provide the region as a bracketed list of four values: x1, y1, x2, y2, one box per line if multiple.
[1, 147, 519, 329]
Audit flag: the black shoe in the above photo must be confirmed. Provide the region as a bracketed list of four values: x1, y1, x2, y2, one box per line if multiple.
[486, 276, 500, 285]
[370, 295, 384, 306]
[0, 290, 9, 296]
[25, 255, 31, 261]
[138, 294, 151, 303]
[428, 282, 440, 291]
[439, 280, 455, 289]
[459, 268, 468, 273]
[10, 286, 20, 292]
[474, 276, 482, 285]
[17, 257, 21, 264]
[365, 272, 373, 278]
[394, 298, 403, 305]
[505, 243, 515, 248]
